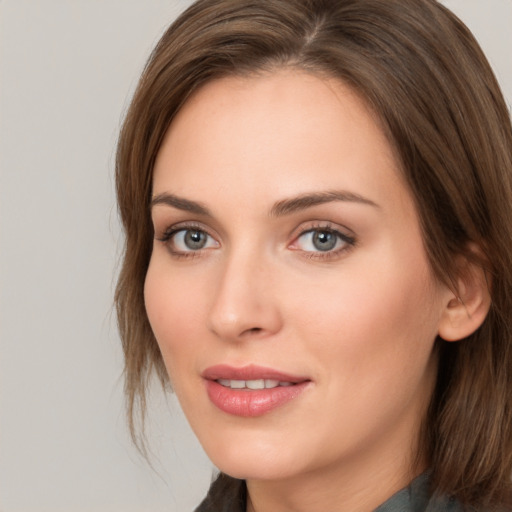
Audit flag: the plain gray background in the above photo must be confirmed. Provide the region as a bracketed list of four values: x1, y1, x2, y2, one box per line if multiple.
[0, 1, 511, 511]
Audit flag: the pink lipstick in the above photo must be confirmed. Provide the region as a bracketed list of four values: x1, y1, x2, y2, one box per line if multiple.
[202, 364, 311, 417]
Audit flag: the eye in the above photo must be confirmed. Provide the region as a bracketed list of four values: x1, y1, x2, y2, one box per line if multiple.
[159, 227, 219, 254]
[293, 227, 355, 255]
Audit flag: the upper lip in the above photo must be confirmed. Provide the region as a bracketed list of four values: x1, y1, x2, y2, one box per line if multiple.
[202, 364, 309, 383]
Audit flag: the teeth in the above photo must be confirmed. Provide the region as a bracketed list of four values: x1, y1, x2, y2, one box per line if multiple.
[217, 379, 293, 389]
[230, 380, 245, 389]
[246, 379, 265, 389]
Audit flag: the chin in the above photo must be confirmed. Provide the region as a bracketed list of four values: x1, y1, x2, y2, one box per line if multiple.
[202, 430, 305, 481]
[216, 459, 300, 482]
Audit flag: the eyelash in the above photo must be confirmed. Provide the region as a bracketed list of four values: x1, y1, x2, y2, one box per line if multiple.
[156, 222, 216, 260]
[293, 222, 356, 261]
[156, 222, 356, 261]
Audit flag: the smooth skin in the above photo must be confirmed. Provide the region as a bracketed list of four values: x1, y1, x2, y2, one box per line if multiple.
[145, 70, 489, 512]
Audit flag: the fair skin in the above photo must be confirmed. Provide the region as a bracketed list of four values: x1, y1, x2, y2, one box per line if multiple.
[145, 70, 458, 512]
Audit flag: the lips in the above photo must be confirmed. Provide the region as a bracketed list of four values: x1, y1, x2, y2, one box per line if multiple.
[202, 364, 311, 417]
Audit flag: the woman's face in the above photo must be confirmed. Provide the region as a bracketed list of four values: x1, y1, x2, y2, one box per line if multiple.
[145, 70, 451, 483]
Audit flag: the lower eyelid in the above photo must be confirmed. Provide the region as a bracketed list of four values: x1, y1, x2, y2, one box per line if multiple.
[299, 240, 355, 261]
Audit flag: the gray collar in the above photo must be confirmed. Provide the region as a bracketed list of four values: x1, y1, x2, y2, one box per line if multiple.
[374, 473, 462, 512]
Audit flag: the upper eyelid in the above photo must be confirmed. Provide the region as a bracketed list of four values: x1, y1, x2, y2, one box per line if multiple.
[290, 220, 355, 239]
[158, 220, 215, 237]
[299, 226, 354, 239]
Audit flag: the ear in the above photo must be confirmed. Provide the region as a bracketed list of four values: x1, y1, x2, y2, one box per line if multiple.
[437, 254, 491, 342]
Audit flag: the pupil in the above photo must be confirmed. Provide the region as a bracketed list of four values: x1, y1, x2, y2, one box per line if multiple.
[313, 230, 336, 251]
[185, 230, 207, 250]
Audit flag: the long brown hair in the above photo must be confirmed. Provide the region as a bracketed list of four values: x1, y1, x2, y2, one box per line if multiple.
[115, 0, 512, 507]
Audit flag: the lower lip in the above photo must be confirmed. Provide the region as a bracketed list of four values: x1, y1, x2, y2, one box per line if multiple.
[205, 380, 309, 417]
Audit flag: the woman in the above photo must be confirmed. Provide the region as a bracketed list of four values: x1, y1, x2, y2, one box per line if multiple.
[115, 0, 512, 510]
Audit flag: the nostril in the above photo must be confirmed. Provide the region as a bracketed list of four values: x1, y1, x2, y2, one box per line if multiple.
[245, 327, 263, 334]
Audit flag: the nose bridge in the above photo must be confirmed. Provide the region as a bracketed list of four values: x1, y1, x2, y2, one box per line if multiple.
[207, 242, 282, 341]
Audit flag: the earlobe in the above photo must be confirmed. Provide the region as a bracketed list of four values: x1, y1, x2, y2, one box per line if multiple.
[437, 258, 491, 342]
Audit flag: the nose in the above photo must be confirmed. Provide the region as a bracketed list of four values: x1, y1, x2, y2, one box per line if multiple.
[207, 249, 283, 342]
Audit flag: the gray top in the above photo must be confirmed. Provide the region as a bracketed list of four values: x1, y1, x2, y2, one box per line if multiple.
[375, 473, 463, 512]
[195, 472, 464, 512]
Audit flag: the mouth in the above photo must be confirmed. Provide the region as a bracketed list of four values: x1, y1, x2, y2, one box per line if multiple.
[216, 379, 295, 390]
[202, 364, 311, 417]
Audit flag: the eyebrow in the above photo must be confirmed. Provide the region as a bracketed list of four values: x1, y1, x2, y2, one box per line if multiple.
[150, 190, 379, 217]
[269, 190, 379, 217]
[151, 193, 212, 216]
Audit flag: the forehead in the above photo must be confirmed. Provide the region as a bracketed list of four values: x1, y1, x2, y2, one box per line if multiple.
[152, 70, 407, 214]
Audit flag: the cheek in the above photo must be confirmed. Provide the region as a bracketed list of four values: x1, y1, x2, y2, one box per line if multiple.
[287, 248, 442, 385]
[143, 258, 207, 379]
